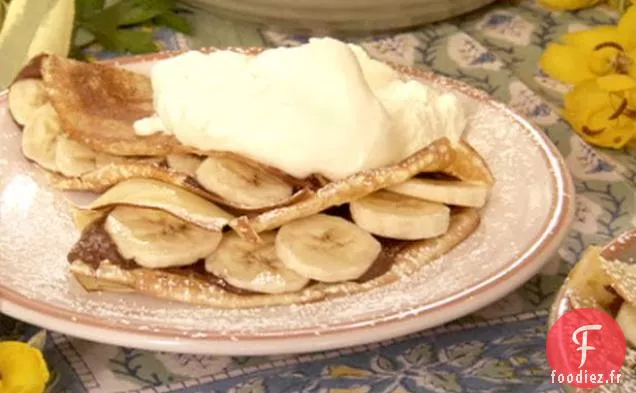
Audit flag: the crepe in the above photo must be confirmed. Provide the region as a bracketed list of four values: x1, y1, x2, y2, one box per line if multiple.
[69, 208, 480, 308]
[7, 52, 495, 308]
[41, 55, 181, 156]
[231, 138, 455, 241]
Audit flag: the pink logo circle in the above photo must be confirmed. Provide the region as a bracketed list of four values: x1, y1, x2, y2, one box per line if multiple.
[547, 308, 626, 388]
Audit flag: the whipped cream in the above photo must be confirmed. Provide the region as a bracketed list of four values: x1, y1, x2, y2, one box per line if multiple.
[134, 38, 466, 180]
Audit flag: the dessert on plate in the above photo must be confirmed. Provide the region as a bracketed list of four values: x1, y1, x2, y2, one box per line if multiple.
[7, 38, 495, 308]
[567, 240, 636, 348]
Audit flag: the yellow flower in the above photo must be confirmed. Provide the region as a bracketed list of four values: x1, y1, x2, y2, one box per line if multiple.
[539, 0, 601, 10]
[619, 3, 636, 48]
[540, 0, 634, 10]
[0, 341, 50, 393]
[539, 6, 636, 148]
[609, 0, 636, 11]
[563, 75, 636, 148]
[540, 28, 636, 84]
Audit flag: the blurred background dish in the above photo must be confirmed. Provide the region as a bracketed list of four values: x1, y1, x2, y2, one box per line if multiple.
[180, 0, 497, 34]
[550, 228, 636, 393]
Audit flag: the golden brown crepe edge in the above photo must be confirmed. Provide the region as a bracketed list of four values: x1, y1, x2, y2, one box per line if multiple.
[231, 138, 455, 241]
[69, 208, 480, 309]
[46, 162, 315, 215]
[41, 55, 181, 156]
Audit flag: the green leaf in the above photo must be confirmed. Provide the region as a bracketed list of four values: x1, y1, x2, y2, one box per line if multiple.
[87, 0, 174, 28]
[87, 26, 157, 53]
[72, 0, 192, 57]
[70, 46, 89, 60]
[73, 26, 96, 47]
[76, 0, 105, 19]
[154, 11, 191, 34]
[112, 29, 157, 52]
[403, 343, 434, 366]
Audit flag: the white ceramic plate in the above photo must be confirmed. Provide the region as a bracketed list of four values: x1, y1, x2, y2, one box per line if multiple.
[550, 229, 636, 393]
[0, 51, 574, 355]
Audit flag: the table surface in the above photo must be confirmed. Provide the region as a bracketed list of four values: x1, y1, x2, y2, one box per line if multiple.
[2, 1, 635, 392]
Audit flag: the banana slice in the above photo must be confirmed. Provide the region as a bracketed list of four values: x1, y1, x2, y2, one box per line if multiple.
[275, 214, 381, 282]
[56, 136, 164, 178]
[616, 302, 636, 348]
[20, 102, 156, 177]
[205, 231, 310, 294]
[83, 178, 233, 231]
[349, 190, 450, 240]
[8, 78, 47, 126]
[388, 178, 490, 208]
[195, 155, 294, 209]
[105, 206, 222, 269]
[55, 136, 98, 177]
[21, 103, 62, 171]
[167, 154, 204, 176]
[70, 207, 105, 231]
[568, 246, 618, 310]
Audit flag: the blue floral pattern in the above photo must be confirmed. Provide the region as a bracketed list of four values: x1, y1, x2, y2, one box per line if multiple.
[2, 1, 635, 392]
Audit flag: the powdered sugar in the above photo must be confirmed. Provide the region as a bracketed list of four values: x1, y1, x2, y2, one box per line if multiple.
[0, 62, 572, 341]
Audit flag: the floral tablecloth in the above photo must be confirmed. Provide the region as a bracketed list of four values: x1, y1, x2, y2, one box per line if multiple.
[2, 1, 635, 392]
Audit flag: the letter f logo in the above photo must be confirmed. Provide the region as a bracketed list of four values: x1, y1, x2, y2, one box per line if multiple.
[572, 325, 602, 368]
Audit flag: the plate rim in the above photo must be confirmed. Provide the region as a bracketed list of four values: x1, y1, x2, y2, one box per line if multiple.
[0, 49, 574, 352]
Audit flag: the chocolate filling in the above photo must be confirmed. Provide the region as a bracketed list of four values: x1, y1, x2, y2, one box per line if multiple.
[163, 263, 255, 295]
[416, 172, 461, 181]
[67, 217, 136, 270]
[356, 238, 404, 282]
[67, 211, 408, 296]
[68, 173, 464, 296]
[605, 285, 625, 317]
[67, 218, 254, 295]
[183, 175, 208, 192]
